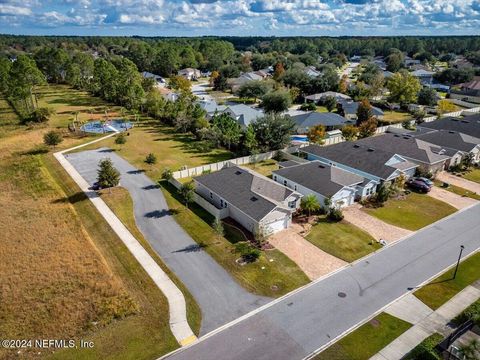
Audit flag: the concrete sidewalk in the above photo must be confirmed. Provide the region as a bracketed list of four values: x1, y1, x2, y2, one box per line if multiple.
[371, 284, 480, 360]
[54, 138, 197, 347]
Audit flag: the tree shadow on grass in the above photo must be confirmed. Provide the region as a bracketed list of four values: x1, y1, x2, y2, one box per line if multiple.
[52, 191, 88, 205]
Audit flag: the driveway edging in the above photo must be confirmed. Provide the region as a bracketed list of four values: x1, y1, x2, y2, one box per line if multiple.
[54, 134, 196, 346]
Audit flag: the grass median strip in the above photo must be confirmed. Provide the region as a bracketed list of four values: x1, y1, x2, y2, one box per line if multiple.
[314, 313, 412, 360]
[434, 180, 480, 201]
[306, 216, 381, 263]
[161, 181, 310, 297]
[414, 251, 480, 310]
[363, 192, 456, 231]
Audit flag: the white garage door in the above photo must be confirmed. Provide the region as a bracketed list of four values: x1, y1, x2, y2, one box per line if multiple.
[265, 218, 288, 234]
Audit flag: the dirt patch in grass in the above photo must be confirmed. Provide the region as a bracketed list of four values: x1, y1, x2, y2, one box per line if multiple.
[414, 251, 480, 310]
[314, 313, 412, 360]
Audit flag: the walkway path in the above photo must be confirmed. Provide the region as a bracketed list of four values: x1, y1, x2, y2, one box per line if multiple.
[371, 283, 480, 360]
[428, 186, 477, 209]
[54, 138, 196, 346]
[268, 228, 347, 280]
[437, 172, 480, 194]
[343, 204, 412, 243]
[65, 148, 270, 335]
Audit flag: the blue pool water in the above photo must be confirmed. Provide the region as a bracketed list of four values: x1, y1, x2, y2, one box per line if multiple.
[291, 135, 308, 142]
[80, 119, 133, 134]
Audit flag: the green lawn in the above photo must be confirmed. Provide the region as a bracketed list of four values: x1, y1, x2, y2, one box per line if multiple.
[161, 182, 310, 297]
[223, 222, 248, 244]
[382, 111, 412, 124]
[76, 120, 233, 180]
[414, 251, 480, 310]
[42, 156, 181, 360]
[363, 192, 456, 231]
[243, 159, 278, 177]
[314, 313, 412, 360]
[434, 180, 480, 200]
[306, 216, 380, 262]
[462, 169, 480, 184]
[98, 187, 201, 334]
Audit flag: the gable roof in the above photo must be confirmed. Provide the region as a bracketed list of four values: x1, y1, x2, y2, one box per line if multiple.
[356, 133, 451, 165]
[302, 142, 416, 180]
[415, 130, 480, 153]
[273, 161, 364, 197]
[339, 101, 384, 116]
[194, 166, 295, 222]
[224, 104, 263, 127]
[292, 112, 351, 129]
[198, 100, 227, 114]
[419, 115, 480, 139]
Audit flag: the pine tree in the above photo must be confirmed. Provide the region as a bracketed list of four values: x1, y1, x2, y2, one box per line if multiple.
[97, 158, 120, 189]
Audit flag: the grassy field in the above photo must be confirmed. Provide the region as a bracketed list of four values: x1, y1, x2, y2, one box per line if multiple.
[306, 217, 380, 262]
[77, 120, 233, 180]
[463, 169, 480, 184]
[161, 182, 310, 297]
[363, 192, 456, 231]
[314, 313, 412, 360]
[414, 252, 480, 310]
[98, 187, 201, 334]
[0, 86, 199, 360]
[434, 180, 480, 200]
[382, 111, 412, 124]
[243, 159, 279, 177]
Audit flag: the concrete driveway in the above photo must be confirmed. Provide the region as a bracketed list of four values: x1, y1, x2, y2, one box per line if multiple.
[66, 148, 270, 334]
[268, 228, 347, 280]
[436, 172, 480, 195]
[428, 186, 477, 209]
[343, 204, 412, 244]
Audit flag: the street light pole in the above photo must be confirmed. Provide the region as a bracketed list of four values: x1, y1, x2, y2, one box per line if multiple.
[453, 245, 465, 280]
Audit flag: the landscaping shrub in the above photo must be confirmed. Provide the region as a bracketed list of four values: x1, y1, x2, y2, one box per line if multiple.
[453, 300, 480, 326]
[299, 102, 317, 111]
[406, 333, 443, 360]
[235, 242, 260, 263]
[161, 168, 173, 181]
[115, 133, 127, 145]
[327, 207, 344, 222]
[145, 152, 157, 164]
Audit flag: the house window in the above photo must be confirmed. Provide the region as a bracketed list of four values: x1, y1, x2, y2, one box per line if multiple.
[273, 175, 277, 181]
[283, 180, 287, 186]
[224, 202, 228, 208]
[294, 185, 297, 191]
[288, 200, 296, 208]
[210, 192, 213, 199]
[220, 199, 223, 207]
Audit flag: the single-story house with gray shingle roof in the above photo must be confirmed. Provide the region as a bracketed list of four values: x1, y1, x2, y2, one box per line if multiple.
[301, 142, 417, 198]
[355, 132, 453, 174]
[198, 100, 227, 118]
[273, 161, 364, 208]
[304, 92, 351, 103]
[292, 112, 354, 133]
[222, 104, 264, 127]
[337, 101, 384, 121]
[415, 130, 480, 164]
[194, 166, 302, 235]
[419, 114, 480, 139]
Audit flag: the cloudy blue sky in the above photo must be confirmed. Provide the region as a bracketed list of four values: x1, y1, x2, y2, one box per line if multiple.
[0, 0, 479, 36]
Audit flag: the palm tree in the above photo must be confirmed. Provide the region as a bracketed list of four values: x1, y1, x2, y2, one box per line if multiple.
[300, 195, 320, 217]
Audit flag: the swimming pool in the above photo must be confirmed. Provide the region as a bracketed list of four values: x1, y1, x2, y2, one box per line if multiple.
[80, 119, 133, 134]
[290, 135, 308, 143]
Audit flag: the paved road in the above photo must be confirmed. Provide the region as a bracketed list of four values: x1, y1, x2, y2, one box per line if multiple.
[66, 148, 270, 334]
[164, 203, 480, 360]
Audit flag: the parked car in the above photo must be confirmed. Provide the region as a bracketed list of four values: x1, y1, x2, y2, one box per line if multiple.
[407, 178, 431, 193]
[415, 177, 434, 187]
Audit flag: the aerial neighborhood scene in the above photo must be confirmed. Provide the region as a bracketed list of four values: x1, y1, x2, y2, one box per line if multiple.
[1, 1, 480, 360]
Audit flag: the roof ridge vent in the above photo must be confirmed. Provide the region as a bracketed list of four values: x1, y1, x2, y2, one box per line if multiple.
[448, 131, 455, 134]
[367, 148, 375, 152]
[353, 144, 360, 148]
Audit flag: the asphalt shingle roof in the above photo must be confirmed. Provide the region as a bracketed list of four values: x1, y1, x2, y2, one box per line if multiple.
[419, 115, 480, 139]
[415, 130, 480, 153]
[340, 101, 384, 117]
[292, 112, 351, 129]
[356, 133, 451, 165]
[302, 142, 416, 180]
[194, 166, 293, 221]
[273, 161, 364, 197]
